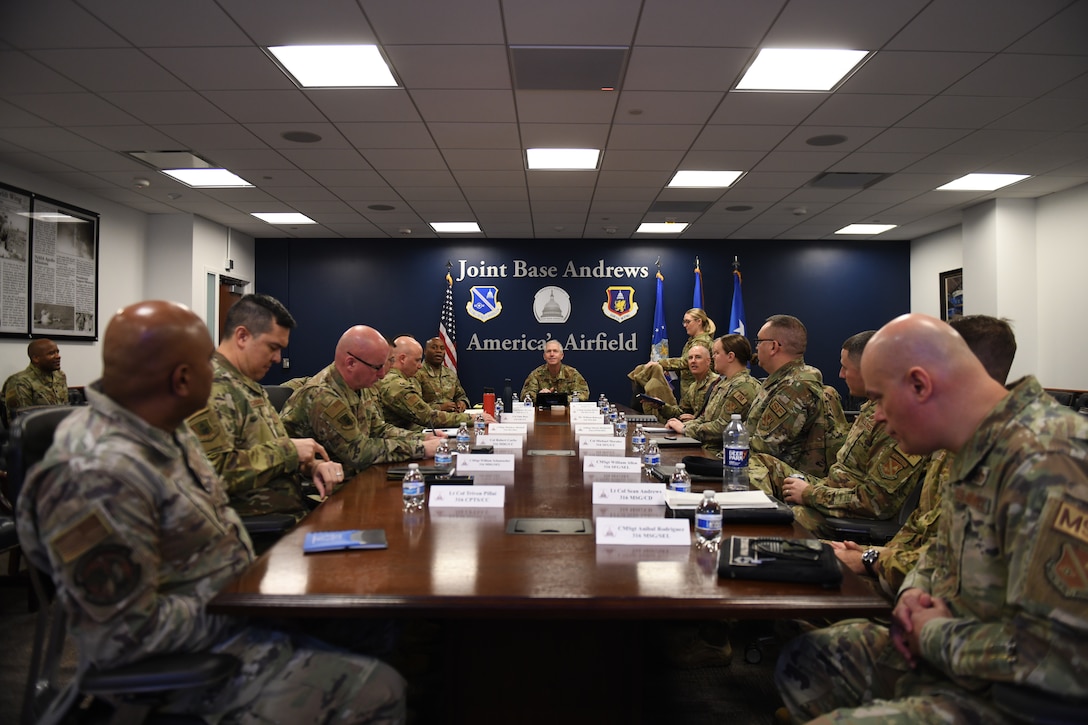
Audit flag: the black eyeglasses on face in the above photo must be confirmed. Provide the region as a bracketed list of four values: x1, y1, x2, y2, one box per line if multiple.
[347, 351, 385, 372]
[752, 338, 778, 347]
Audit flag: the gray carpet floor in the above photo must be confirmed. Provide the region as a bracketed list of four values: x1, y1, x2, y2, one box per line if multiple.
[0, 551, 788, 723]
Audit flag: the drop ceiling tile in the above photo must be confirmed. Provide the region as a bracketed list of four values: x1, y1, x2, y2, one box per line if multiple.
[441, 149, 523, 170]
[462, 186, 529, 202]
[753, 151, 848, 173]
[679, 150, 767, 169]
[278, 149, 372, 170]
[147, 48, 292, 91]
[385, 45, 510, 90]
[30, 49, 186, 93]
[5, 93, 140, 126]
[71, 124, 181, 150]
[600, 149, 686, 171]
[777, 126, 883, 152]
[515, 91, 618, 124]
[987, 98, 1088, 132]
[806, 94, 932, 127]
[0, 52, 89, 94]
[202, 90, 325, 124]
[217, 0, 377, 45]
[151, 123, 266, 150]
[306, 89, 422, 123]
[429, 122, 522, 149]
[709, 93, 825, 126]
[939, 129, 1052, 156]
[762, 0, 927, 47]
[502, 0, 640, 45]
[607, 125, 702, 150]
[203, 149, 297, 170]
[0, 0, 126, 48]
[453, 170, 526, 187]
[0, 125, 103, 152]
[102, 92, 235, 125]
[79, 0, 250, 46]
[840, 51, 990, 95]
[636, 0, 781, 46]
[860, 127, 972, 153]
[831, 152, 925, 173]
[360, 148, 447, 170]
[360, 0, 504, 44]
[886, 0, 1071, 52]
[339, 123, 436, 149]
[519, 123, 609, 148]
[615, 91, 723, 125]
[947, 55, 1088, 98]
[624, 47, 751, 92]
[246, 123, 352, 149]
[411, 90, 516, 123]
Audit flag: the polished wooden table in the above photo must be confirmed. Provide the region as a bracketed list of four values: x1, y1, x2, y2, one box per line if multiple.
[210, 406, 886, 620]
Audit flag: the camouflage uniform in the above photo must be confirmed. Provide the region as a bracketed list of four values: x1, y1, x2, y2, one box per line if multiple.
[657, 332, 714, 400]
[776, 376, 1088, 723]
[876, 450, 953, 597]
[746, 359, 847, 477]
[16, 383, 404, 723]
[281, 375, 311, 391]
[682, 369, 761, 455]
[280, 363, 425, 477]
[417, 361, 470, 410]
[655, 371, 719, 422]
[3, 362, 68, 422]
[520, 363, 590, 401]
[749, 401, 928, 537]
[185, 352, 307, 519]
[378, 367, 475, 431]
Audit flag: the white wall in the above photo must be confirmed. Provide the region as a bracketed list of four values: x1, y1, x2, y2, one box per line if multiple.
[0, 162, 147, 388]
[909, 226, 961, 317]
[1036, 183, 1088, 389]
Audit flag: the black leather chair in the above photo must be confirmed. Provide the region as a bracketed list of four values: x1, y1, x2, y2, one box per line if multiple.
[821, 474, 926, 545]
[10, 406, 241, 725]
[262, 384, 293, 413]
[991, 682, 1088, 724]
[1046, 389, 1075, 406]
[1074, 391, 1088, 414]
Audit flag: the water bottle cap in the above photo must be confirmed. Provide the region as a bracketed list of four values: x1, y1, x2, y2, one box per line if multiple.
[731, 414, 741, 420]
[703, 489, 714, 496]
[409, 463, 419, 469]
[675, 463, 685, 470]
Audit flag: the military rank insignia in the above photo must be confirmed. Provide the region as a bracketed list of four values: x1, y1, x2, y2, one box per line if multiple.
[602, 286, 638, 322]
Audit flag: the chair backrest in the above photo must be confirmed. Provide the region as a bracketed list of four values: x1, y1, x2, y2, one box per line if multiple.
[8, 406, 75, 505]
[262, 385, 293, 413]
[1046, 389, 1075, 406]
[1075, 392, 1088, 413]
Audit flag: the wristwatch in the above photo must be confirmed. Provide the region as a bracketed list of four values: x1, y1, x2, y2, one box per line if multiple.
[861, 548, 880, 578]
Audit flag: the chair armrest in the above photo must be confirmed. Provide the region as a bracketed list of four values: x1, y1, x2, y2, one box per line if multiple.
[821, 517, 901, 545]
[240, 513, 296, 535]
[82, 653, 240, 695]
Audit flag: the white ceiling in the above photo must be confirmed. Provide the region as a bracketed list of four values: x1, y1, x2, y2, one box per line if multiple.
[0, 0, 1086, 241]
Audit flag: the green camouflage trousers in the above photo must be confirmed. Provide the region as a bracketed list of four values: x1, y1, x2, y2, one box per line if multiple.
[774, 619, 1011, 724]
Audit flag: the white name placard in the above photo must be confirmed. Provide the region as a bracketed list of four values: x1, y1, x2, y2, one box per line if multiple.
[592, 503, 667, 521]
[573, 424, 615, 438]
[595, 517, 691, 546]
[499, 409, 533, 423]
[578, 436, 625, 451]
[583, 456, 643, 474]
[569, 401, 601, 411]
[486, 423, 528, 437]
[596, 544, 692, 565]
[455, 453, 516, 471]
[592, 482, 666, 505]
[429, 485, 506, 508]
[570, 410, 607, 423]
[474, 434, 524, 449]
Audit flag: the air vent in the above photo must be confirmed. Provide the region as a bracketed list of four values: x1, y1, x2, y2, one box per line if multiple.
[648, 201, 714, 214]
[807, 172, 889, 190]
[511, 46, 628, 90]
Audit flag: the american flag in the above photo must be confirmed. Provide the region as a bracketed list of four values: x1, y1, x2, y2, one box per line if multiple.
[439, 271, 457, 370]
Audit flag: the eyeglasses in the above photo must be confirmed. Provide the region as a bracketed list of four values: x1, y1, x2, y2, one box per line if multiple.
[347, 351, 386, 372]
[752, 338, 778, 347]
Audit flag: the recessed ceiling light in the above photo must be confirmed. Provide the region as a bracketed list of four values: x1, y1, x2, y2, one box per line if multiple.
[526, 148, 600, 170]
[281, 131, 323, 143]
[935, 173, 1030, 191]
[268, 45, 398, 88]
[162, 168, 252, 188]
[668, 170, 744, 188]
[636, 222, 689, 234]
[806, 134, 848, 147]
[368, 204, 396, 211]
[736, 48, 869, 91]
[725, 205, 754, 212]
[252, 212, 317, 224]
[430, 222, 481, 233]
[835, 223, 897, 235]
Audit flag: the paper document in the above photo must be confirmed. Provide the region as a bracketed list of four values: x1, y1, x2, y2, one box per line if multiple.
[665, 490, 777, 510]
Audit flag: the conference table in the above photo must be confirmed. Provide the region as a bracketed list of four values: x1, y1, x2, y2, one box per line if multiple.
[210, 405, 887, 721]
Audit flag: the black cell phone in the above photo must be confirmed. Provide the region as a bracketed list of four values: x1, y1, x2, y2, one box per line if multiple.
[637, 393, 665, 405]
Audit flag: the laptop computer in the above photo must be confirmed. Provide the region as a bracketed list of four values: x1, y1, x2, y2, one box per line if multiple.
[535, 391, 570, 407]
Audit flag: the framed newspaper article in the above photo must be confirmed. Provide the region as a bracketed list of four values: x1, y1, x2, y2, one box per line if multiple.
[0, 182, 32, 336]
[29, 195, 99, 340]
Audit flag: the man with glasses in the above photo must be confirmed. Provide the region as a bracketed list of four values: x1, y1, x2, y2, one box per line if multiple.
[281, 325, 444, 477]
[745, 314, 847, 478]
[186, 294, 344, 520]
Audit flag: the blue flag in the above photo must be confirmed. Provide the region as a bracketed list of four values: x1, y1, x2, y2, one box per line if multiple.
[729, 266, 746, 337]
[651, 271, 669, 361]
[693, 258, 703, 309]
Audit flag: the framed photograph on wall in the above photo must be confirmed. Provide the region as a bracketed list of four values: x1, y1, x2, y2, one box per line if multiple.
[939, 268, 963, 322]
[29, 195, 99, 340]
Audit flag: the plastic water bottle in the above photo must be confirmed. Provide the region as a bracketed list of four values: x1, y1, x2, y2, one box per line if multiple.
[613, 411, 627, 438]
[631, 423, 646, 454]
[524, 394, 533, 408]
[474, 413, 486, 438]
[598, 393, 608, 410]
[571, 391, 580, 404]
[455, 422, 471, 453]
[642, 440, 661, 469]
[694, 490, 723, 549]
[723, 414, 751, 492]
[434, 436, 452, 468]
[669, 462, 691, 492]
[607, 404, 618, 423]
[495, 397, 504, 419]
[402, 463, 425, 511]
[512, 391, 520, 405]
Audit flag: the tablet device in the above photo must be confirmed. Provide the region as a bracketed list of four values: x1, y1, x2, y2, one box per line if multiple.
[536, 391, 569, 407]
[636, 393, 666, 406]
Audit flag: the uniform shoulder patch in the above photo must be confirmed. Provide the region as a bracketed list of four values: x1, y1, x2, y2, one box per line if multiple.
[74, 543, 142, 606]
[51, 510, 113, 564]
[1046, 542, 1088, 600]
[769, 399, 787, 418]
[878, 453, 910, 480]
[1054, 500, 1088, 546]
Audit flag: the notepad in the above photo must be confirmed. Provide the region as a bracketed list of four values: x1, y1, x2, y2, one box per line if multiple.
[303, 529, 388, 552]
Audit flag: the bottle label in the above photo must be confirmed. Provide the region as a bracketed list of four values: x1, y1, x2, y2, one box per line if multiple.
[725, 447, 749, 469]
[435, 452, 452, 466]
[631, 435, 646, 446]
[670, 480, 690, 493]
[403, 481, 425, 497]
[695, 513, 722, 532]
[643, 452, 661, 466]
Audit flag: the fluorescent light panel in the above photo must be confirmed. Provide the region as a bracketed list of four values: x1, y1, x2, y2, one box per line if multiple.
[668, 170, 744, 188]
[936, 173, 1030, 191]
[268, 45, 397, 87]
[162, 168, 252, 188]
[636, 222, 689, 234]
[526, 148, 600, 170]
[736, 48, 869, 91]
[252, 213, 317, 225]
[430, 222, 481, 233]
[835, 224, 897, 235]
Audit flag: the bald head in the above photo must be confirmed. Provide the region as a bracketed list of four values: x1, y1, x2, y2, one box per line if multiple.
[862, 313, 1008, 454]
[101, 300, 214, 429]
[391, 336, 424, 378]
[334, 325, 389, 390]
[28, 338, 61, 372]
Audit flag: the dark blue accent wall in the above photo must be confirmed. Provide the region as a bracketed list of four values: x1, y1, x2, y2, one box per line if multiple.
[255, 239, 910, 407]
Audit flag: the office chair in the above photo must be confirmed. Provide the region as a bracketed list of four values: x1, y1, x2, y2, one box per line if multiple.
[991, 682, 1088, 725]
[262, 384, 293, 413]
[1045, 389, 1075, 406]
[11, 406, 241, 725]
[1073, 391, 1088, 414]
[820, 474, 926, 545]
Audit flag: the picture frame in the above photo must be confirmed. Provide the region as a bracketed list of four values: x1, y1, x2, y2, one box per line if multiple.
[29, 195, 99, 340]
[939, 268, 963, 322]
